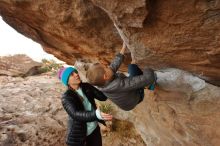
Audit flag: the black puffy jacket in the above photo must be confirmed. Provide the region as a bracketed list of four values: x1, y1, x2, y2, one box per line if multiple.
[61, 83, 107, 146]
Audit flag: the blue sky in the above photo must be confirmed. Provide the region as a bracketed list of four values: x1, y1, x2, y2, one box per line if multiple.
[0, 17, 62, 62]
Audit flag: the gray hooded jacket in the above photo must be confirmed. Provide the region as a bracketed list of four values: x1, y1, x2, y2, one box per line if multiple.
[98, 53, 155, 111]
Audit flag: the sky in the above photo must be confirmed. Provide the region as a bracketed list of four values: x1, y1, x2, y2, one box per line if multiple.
[0, 16, 62, 62]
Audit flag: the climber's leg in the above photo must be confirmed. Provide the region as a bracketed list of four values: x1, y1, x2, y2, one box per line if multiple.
[128, 64, 143, 76]
[128, 64, 145, 103]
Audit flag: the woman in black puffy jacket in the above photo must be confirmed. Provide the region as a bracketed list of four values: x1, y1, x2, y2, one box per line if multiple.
[58, 67, 112, 146]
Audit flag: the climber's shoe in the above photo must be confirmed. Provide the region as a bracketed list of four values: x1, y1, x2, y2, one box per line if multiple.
[148, 72, 157, 91]
[148, 83, 155, 90]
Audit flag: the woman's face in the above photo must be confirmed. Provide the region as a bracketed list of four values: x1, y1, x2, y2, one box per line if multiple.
[68, 72, 81, 86]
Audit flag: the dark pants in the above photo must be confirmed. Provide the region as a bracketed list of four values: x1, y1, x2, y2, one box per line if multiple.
[67, 126, 102, 146]
[128, 64, 145, 103]
[85, 126, 102, 146]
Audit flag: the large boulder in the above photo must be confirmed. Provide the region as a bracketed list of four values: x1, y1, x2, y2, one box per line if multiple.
[111, 82, 220, 146]
[0, 1, 220, 146]
[0, 0, 219, 85]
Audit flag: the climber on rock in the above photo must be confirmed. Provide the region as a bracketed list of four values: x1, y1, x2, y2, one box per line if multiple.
[86, 42, 157, 111]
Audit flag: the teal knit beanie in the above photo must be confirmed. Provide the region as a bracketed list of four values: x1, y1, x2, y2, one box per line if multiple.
[58, 67, 78, 86]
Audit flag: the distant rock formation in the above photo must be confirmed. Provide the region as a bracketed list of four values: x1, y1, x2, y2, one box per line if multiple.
[0, 54, 42, 77]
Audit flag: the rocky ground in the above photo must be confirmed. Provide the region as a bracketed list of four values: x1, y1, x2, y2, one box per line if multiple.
[0, 74, 145, 146]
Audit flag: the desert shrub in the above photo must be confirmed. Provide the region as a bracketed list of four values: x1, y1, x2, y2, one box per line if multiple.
[99, 103, 113, 114]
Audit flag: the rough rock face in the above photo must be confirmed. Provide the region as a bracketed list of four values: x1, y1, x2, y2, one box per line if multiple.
[0, 75, 66, 146]
[0, 0, 219, 85]
[0, 54, 42, 77]
[0, 1, 220, 146]
[111, 83, 220, 146]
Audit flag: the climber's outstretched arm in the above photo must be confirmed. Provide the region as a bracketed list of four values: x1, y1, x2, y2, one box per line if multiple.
[109, 42, 127, 73]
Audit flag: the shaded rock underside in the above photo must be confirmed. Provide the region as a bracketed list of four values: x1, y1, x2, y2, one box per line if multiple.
[0, 0, 219, 85]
